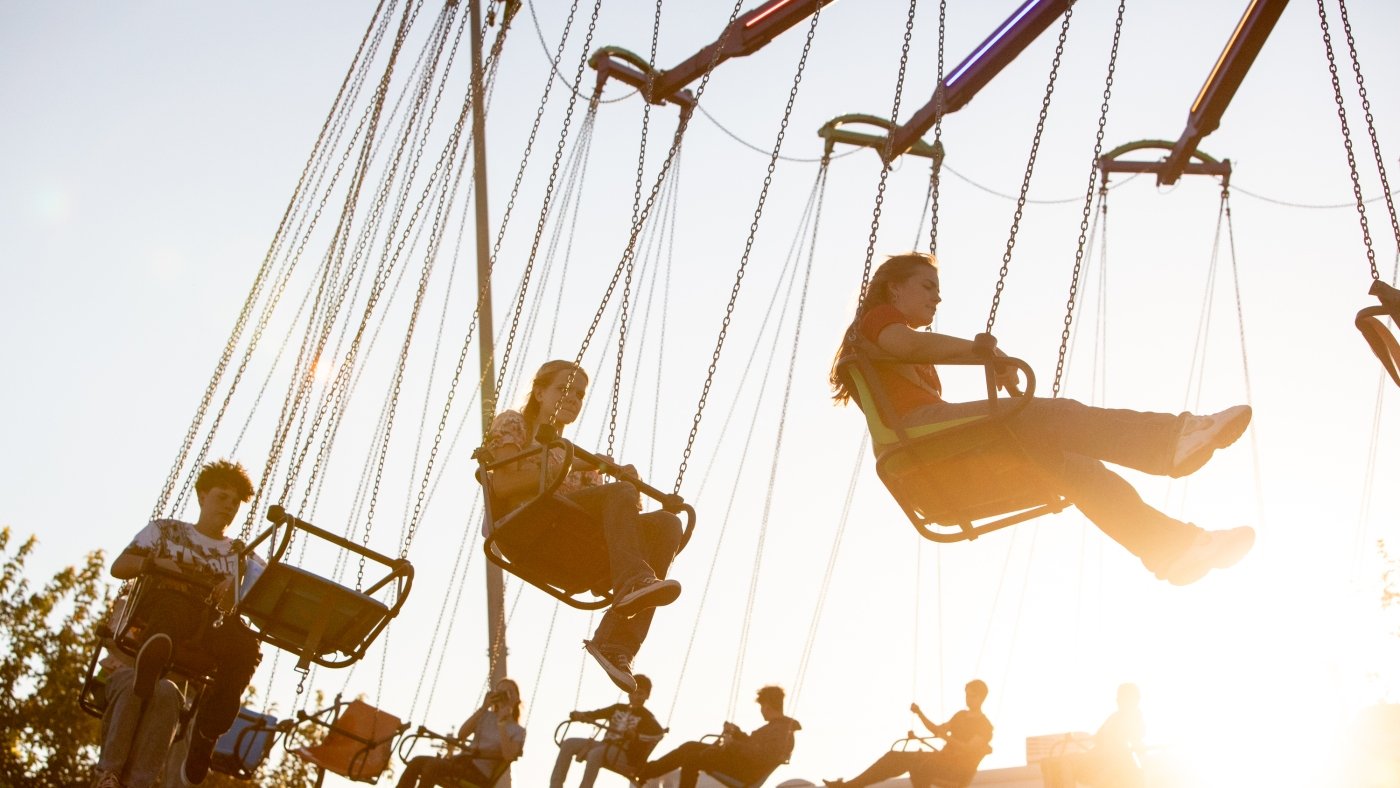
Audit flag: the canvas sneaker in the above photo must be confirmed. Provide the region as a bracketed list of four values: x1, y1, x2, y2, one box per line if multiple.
[1170, 405, 1251, 477]
[584, 639, 637, 693]
[1161, 526, 1256, 586]
[133, 633, 172, 700]
[612, 577, 681, 619]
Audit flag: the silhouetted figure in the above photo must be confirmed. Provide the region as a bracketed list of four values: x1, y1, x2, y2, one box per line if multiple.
[832, 253, 1255, 585]
[824, 680, 994, 788]
[551, 674, 665, 787]
[1040, 684, 1145, 788]
[396, 679, 526, 787]
[108, 460, 265, 785]
[638, 685, 800, 788]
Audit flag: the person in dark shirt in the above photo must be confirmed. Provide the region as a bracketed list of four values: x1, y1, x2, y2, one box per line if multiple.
[831, 253, 1255, 586]
[637, 685, 800, 788]
[823, 679, 994, 788]
[551, 674, 665, 787]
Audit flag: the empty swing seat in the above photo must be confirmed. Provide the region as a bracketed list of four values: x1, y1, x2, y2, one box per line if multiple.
[237, 506, 413, 670]
[476, 430, 695, 610]
[1357, 279, 1400, 387]
[294, 698, 407, 783]
[838, 346, 1069, 543]
[212, 706, 284, 779]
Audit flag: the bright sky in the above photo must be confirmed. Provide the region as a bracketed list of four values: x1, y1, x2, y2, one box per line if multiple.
[3, 1, 1400, 786]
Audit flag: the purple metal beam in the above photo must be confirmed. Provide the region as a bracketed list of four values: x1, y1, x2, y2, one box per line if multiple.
[1159, 0, 1290, 184]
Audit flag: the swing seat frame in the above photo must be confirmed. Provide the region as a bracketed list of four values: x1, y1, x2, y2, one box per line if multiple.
[551, 717, 664, 784]
[1357, 280, 1400, 387]
[397, 725, 516, 788]
[211, 706, 289, 780]
[475, 432, 696, 610]
[837, 347, 1069, 543]
[693, 733, 787, 788]
[292, 695, 408, 784]
[887, 734, 992, 788]
[236, 506, 413, 671]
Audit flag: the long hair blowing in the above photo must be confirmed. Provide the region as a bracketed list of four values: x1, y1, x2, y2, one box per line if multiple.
[829, 253, 938, 404]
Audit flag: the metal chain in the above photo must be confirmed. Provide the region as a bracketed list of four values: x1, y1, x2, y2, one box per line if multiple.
[607, 0, 665, 458]
[985, 4, 1074, 335]
[1315, 0, 1379, 281]
[927, 0, 948, 256]
[671, 3, 824, 494]
[492, 0, 603, 405]
[856, 0, 919, 304]
[1051, 0, 1126, 399]
[1336, 0, 1400, 261]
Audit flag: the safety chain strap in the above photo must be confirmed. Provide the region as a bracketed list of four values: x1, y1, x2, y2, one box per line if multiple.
[1336, 0, 1400, 264]
[1315, 0, 1379, 282]
[1051, 0, 1126, 399]
[492, 0, 603, 407]
[671, 3, 824, 494]
[985, 4, 1074, 335]
[927, 0, 948, 256]
[856, 0, 919, 304]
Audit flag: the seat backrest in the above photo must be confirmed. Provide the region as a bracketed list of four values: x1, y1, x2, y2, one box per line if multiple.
[240, 564, 390, 662]
[295, 700, 404, 782]
[212, 706, 281, 777]
[838, 355, 991, 450]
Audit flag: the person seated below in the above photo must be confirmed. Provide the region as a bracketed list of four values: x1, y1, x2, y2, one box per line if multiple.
[551, 674, 665, 787]
[109, 459, 265, 785]
[1040, 683, 1146, 788]
[637, 685, 800, 788]
[397, 678, 526, 787]
[831, 253, 1256, 585]
[483, 360, 684, 691]
[89, 598, 187, 788]
[824, 679, 994, 788]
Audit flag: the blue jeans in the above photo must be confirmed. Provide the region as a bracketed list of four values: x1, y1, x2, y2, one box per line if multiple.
[905, 397, 1199, 573]
[97, 667, 184, 788]
[565, 483, 684, 658]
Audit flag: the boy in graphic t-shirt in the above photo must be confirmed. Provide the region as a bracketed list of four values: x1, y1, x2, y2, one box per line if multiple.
[105, 459, 265, 786]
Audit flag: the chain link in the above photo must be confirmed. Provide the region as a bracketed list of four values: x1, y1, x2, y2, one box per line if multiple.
[985, 4, 1074, 335]
[671, 4, 824, 494]
[1336, 0, 1400, 267]
[490, 0, 601, 412]
[856, 0, 919, 304]
[1315, 0, 1379, 282]
[1051, 0, 1125, 399]
[927, 0, 948, 256]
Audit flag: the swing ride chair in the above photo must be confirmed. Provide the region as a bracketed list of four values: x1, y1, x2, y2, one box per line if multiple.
[1356, 279, 1400, 387]
[686, 733, 787, 788]
[292, 695, 408, 785]
[474, 427, 696, 610]
[837, 339, 1069, 544]
[236, 505, 414, 671]
[209, 706, 292, 780]
[551, 717, 665, 785]
[396, 724, 515, 788]
[78, 558, 228, 719]
[886, 734, 992, 788]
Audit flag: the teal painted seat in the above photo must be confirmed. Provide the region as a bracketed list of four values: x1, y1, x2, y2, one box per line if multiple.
[211, 706, 284, 779]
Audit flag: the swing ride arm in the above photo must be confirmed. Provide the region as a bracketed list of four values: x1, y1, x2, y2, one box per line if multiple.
[885, 0, 1072, 161]
[1099, 139, 1232, 183]
[1157, 0, 1290, 185]
[817, 0, 1072, 162]
[589, 0, 839, 109]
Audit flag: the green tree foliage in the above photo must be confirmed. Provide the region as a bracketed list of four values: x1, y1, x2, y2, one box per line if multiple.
[0, 526, 111, 786]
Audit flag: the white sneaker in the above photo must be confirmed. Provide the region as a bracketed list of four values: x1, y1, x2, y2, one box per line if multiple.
[1171, 405, 1251, 477]
[1161, 526, 1255, 586]
[584, 639, 638, 693]
[612, 577, 681, 619]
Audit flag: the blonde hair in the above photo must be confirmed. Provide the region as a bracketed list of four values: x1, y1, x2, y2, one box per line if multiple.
[520, 360, 588, 426]
[829, 253, 938, 404]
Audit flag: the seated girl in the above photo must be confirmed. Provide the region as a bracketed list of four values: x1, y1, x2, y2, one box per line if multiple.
[830, 253, 1254, 585]
[483, 360, 683, 691]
